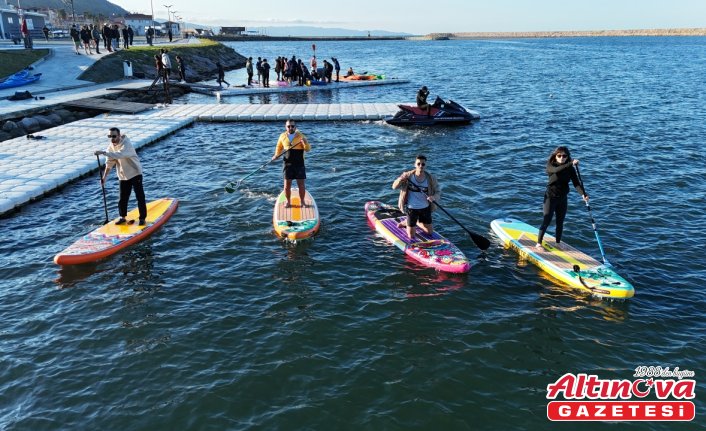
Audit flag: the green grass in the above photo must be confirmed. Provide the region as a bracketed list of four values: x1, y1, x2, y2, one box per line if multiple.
[0, 49, 50, 78]
[79, 39, 226, 83]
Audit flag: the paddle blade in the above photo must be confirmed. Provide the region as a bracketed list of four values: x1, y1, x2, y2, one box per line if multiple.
[469, 231, 491, 250]
[224, 181, 239, 193]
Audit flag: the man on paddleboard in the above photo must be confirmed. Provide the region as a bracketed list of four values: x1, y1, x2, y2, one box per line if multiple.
[272, 120, 311, 208]
[95, 128, 147, 225]
[392, 155, 441, 241]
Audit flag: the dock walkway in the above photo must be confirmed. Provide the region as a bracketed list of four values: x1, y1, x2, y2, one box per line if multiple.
[0, 102, 400, 215]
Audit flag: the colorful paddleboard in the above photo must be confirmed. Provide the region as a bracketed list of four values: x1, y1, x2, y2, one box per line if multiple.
[54, 198, 179, 265]
[365, 201, 470, 273]
[490, 218, 634, 299]
[273, 188, 320, 241]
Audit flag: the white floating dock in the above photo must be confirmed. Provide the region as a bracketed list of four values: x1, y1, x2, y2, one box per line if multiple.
[187, 78, 409, 97]
[0, 102, 401, 215]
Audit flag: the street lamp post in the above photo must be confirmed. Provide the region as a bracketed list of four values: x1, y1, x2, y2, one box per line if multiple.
[163, 4, 172, 36]
[171, 10, 178, 37]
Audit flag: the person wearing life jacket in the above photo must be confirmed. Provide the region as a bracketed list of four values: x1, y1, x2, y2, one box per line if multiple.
[392, 154, 441, 241]
[272, 120, 311, 208]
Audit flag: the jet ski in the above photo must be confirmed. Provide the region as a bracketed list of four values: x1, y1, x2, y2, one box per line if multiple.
[385, 96, 480, 126]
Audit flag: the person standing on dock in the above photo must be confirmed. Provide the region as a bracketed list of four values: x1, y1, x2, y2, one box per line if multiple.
[535, 146, 589, 250]
[331, 57, 340, 82]
[262, 58, 270, 88]
[310, 55, 317, 76]
[256, 57, 263, 86]
[95, 128, 147, 226]
[272, 120, 311, 208]
[127, 25, 134, 46]
[274, 57, 282, 81]
[392, 154, 440, 241]
[216, 62, 230, 88]
[246, 57, 253, 86]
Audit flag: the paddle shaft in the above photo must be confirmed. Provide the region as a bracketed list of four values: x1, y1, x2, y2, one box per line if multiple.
[405, 181, 490, 250]
[226, 141, 304, 192]
[575, 165, 610, 265]
[96, 155, 109, 224]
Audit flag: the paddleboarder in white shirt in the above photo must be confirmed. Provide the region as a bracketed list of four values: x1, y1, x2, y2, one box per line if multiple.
[95, 127, 147, 225]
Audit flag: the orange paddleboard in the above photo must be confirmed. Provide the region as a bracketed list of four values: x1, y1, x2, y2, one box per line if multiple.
[54, 198, 178, 265]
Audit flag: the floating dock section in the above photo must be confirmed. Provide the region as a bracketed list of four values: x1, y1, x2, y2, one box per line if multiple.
[0, 102, 401, 215]
[185, 78, 409, 97]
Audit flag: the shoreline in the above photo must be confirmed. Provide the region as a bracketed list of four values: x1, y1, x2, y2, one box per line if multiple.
[206, 27, 706, 42]
[420, 27, 706, 40]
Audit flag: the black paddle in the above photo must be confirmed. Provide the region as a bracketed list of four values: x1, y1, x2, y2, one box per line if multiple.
[225, 141, 303, 193]
[407, 182, 491, 250]
[96, 154, 109, 224]
[574, 165, 611, 266]
[432, 201, 491, 250]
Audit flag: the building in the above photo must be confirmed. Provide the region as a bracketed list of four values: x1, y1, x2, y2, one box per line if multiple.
[124, 13, 153, 36]
[0, 2, 47, 40]
[220, 26, 245, 36]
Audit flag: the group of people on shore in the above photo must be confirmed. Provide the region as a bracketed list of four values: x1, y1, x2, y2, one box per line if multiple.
[69, 23, 135, 55]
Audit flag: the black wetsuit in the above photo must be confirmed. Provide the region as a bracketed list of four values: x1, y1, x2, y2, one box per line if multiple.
[537, 160, 586, 244]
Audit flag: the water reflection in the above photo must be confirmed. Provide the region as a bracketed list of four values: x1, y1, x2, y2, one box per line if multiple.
[53, 244, 158, 290]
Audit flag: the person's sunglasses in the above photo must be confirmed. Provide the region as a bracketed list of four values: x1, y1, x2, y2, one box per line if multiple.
[108, 134, 118, 138]
[416, 162, 425, 166]
[556, 154, 568, 158]
[286, 125, 296, 129]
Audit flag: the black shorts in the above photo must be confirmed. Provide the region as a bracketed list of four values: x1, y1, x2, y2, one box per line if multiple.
[284, 164, 306, 180]
[407, 206, 432, 226]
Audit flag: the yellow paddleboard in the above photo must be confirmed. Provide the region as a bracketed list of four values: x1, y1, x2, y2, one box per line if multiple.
[491, 218, 634, 299]
[272, 188, 320, 241]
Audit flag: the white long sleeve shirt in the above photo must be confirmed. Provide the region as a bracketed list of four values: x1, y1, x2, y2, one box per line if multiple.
[104, 135, 143, 181]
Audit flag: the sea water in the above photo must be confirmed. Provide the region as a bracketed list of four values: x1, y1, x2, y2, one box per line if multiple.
[1, 38, 705, 430]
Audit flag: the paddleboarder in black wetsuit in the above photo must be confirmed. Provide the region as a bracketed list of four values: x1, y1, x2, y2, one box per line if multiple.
[535, 146, 589, 250]
[272, 120, 311, 208]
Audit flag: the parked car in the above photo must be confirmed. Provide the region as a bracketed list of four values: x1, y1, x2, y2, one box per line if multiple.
[51, 30, 70, 38]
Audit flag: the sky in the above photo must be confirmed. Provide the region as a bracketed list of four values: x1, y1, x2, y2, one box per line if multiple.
[111, 0, 706, 34]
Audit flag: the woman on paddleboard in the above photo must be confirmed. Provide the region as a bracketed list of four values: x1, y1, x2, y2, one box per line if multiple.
[392, 155, 441, 241]
[535, 146, 589, 250]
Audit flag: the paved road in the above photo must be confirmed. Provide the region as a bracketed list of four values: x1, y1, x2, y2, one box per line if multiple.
[0, 37, 197, 99]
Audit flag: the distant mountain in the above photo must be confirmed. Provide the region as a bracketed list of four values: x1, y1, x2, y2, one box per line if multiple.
[17, 0, 128, 17]
[245, 26, 411, 37]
